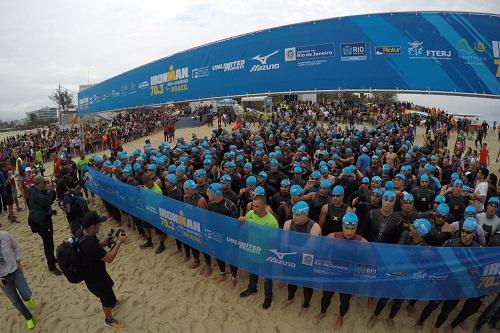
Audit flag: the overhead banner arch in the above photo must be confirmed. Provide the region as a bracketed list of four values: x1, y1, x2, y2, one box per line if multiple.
[78, 11, 500, 115]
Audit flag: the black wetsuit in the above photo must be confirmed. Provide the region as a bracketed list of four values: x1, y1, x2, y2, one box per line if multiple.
[309, 193, 331, 223]
[373, 233, 427, 318]
[287, 219, 316, 307]
[364, 209, 403, 244]
[207, 198, 240, 278]
[418, 239, 482, 329]
[322, 202, 348, 236]
[182, 193, 206, 261]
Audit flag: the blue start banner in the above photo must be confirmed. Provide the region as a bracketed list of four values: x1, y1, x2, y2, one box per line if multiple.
[78, 11, 500, 115]
[85, 169, 500, 300]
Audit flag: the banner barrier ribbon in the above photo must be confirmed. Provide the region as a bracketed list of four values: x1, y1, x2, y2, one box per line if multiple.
[86, 168, 500, 300]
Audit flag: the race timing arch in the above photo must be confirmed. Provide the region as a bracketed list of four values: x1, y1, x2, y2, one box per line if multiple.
[77, 11, 500, 115]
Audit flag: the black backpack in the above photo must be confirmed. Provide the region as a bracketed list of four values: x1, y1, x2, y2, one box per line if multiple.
[56, 233, 88, 283]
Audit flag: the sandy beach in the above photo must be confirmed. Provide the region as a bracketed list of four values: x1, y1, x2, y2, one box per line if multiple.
[1, 120, 499, 333]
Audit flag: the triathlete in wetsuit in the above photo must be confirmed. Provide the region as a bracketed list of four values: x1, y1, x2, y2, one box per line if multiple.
[283, 201, 321, 313]
[417, 217, 483, 331]
[363, 191, 403, 244]
[319, 185, 350, 236]
[369, 219, 432, 330]
[315, 212, 367, 330]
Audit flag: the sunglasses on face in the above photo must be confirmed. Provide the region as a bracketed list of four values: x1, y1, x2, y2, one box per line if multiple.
[461, 229, 474, 235]
[332, 194, 343, 198]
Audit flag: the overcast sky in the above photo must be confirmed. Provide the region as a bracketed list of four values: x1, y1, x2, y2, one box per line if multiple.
[0, 0, 499, 121]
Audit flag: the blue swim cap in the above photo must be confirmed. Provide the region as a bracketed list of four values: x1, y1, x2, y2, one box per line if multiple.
[463, 217, 477, 231]
[383, 190, 396, 201]
[342, 212, 359, 226]
[451, 172, 460, 181]
[395, 173, 406, 181]
[167, 165, 176, 174]
[133, 163, 142, 172]
[434, 194, 446, 204]
[488, 196, 500, 206]
[253, 186, 266, 197]
[225, 161, 236, 169]
[436, 203, 450, 216]
[203, 159, 212, 165]
[290, 185, 304, 197]
[183, 179, 196, 190]
[383, 164, 391, 173]
[343, 166, 353, 176]
[384, 181, 394, 191]
[207, 183, 223, 196]
[220, 174, 232, 183]
[179, 156, 188, 163]
[123, 165, 133, 175]
[413, 218, 431, 237]
[361, 177, 370, 184]
[244, 162, 252, 169]
[147, 164, 157, 172]
[195, 169, 206, 178]
[372, 188, 383, 197]
[320, 165, 329, 174]
[424, 164, 435, 172]
[465, 205, 477, 217]
[331, 185, 344, 196]
[403, 193, 414, 202]
[420, 174, 430, 182]
[320, 179, 332, 189]
[311, 171, 321, 179]
[454, 179, 464, 187]
[258, 171, 268, 179]
[113, 160, 122, 168]
[292, 201, 309, 215]
[270, 159, 278, 166]
[246, 176, 257, 186]
[236, 155, 244, 162]
[294, 166, 303, 174]
[176, 165, 187, 174]
[372, 176, 382, 183]
[281, 178, 291, 186]
[166, 174, 177, 184]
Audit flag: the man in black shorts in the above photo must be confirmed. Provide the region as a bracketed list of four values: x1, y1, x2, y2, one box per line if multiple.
[79, 211, 128, 329]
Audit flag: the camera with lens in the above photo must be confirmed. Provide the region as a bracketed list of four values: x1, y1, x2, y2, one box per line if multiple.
[106, 228, 126, 248]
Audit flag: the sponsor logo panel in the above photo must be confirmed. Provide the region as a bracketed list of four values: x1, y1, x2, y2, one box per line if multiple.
[341, 42, 367, 61]
[159, 207, 202, 244]
[212, 60, 245, 72]
[375, 46, 401, 55]
[285, 43, 334, 66]
[250, 50, 280, 72]
[192, 66, 209, 79]
[492, 41, 500, 77]
[407, 41, 452, 60]
[266, 249, 296, 268]
[226, 237, 261, 255]
[150, 64, 189, 96]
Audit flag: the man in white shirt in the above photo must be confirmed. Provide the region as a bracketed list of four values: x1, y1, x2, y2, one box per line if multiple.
[473, 167, 489, 212]
[477, 196, 500, 244]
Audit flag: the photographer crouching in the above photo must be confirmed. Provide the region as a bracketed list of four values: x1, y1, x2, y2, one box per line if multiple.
[28, 175, 62, 276]
[79, 211, 127, 329]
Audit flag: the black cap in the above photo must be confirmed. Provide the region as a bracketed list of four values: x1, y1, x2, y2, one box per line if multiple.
[81, 211, 107, 229]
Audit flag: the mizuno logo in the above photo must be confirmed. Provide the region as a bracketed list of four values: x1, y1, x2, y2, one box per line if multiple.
[252, 50, 279, 64]
[268, 249, 296, 260]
